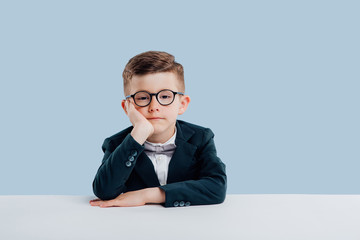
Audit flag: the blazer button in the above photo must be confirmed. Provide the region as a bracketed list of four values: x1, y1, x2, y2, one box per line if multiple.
[173, 201, 179, 207]
[125, 161, 132, 167]
[131, 150, 137, 157]
[179, 201, 185, 207]
[185, 201, 191, 206]
[128, 156, 135, 162]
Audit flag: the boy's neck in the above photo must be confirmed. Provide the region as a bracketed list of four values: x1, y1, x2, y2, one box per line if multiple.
[146, 125, 176, 144]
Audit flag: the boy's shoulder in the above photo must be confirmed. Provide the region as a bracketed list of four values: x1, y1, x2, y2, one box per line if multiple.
[102, 125, 133, 150]
[176, 120, 210, 133]
[107, 125, 133, 140]
[176, 120, 215, 145]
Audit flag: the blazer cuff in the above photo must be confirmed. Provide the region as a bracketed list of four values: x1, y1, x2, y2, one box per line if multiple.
[159, 184, 191, 208]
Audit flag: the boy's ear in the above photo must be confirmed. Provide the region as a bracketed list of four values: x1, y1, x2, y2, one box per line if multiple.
[178, 95, 191, 115]
[121, 99, 128, 115]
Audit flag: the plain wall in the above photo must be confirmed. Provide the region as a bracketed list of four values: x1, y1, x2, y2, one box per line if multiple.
[0, 0, 359, 195]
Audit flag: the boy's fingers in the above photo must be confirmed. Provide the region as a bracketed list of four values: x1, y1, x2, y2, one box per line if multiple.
[90, 200, 103, 206]
[89, 198, 100, 202]
[126, 100, 134, 113]
[125, 100, 129, 112]
[128, 100, 134, 110]
[100, 199, 120, 208]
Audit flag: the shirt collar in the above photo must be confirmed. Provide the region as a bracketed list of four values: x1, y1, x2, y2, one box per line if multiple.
[144, 127, 177, 152]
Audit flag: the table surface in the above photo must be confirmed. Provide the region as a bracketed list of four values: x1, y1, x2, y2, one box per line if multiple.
[1, 194, 359, 240]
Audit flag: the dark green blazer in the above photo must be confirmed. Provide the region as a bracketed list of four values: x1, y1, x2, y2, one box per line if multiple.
[92, 120, 227, 207]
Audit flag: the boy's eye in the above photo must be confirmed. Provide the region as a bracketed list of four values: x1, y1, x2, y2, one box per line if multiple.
[136, 96, 149, 101]
[159, 95, 171, 99]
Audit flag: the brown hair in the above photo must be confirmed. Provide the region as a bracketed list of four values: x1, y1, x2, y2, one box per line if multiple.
[122, 51, 184, 95]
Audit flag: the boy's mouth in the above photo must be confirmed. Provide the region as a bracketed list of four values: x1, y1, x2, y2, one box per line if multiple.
[147, 117, 164, 120]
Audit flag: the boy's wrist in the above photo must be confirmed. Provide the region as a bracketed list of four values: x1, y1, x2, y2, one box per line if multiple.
[131, 125, 153, 145]
[144, 187, 165, 204]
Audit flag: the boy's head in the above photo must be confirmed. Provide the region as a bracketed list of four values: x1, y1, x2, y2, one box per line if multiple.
[122, 51, 185, 96]
[121, 51, 191, 143]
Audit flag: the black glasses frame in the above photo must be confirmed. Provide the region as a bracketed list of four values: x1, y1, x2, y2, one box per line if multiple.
[125, 89, 184, 107]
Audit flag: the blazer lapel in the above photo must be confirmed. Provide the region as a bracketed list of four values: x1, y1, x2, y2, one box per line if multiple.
[167, 121, 198, 184]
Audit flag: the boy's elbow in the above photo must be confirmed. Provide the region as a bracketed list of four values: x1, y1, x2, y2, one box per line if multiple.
[215, 173, 227, 204]
[208, 176, 227, 205]
[213, 184, 227, 204]
[92, 180, 104, 200]
[92, 179, 116, 200]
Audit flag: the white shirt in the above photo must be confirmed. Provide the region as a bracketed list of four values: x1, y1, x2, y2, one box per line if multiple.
[143, 128, 177, 186]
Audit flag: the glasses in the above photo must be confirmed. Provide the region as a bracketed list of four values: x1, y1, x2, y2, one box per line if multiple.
[125, 89, 184, 107]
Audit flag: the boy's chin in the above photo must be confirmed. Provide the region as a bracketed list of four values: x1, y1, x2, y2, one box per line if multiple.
[152, 125, 165, 135]
[151, 123, 174, 135]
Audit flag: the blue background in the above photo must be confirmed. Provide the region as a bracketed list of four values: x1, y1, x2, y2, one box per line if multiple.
[1, 0, 359, 195]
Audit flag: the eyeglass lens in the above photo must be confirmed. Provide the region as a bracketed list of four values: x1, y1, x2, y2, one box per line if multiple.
[134, 90, 174, 106]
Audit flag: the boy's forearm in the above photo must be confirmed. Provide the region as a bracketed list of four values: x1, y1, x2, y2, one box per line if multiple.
[144, 187, 166, 204]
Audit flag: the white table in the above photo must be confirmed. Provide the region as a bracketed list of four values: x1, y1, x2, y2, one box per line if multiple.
[1, 194, 359, 240]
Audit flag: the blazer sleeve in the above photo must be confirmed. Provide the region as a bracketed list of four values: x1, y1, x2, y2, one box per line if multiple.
[92, 133, 145, 200]
[159, 128, 227, 207]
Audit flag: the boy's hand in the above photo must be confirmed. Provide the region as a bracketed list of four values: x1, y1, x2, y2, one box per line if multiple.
[90, 190, 147, 207]
[89, 187, 165, 208]
[124, 100, 154, 145]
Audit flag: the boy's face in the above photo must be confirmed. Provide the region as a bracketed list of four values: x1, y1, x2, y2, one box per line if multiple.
[122, 72, 190, 143]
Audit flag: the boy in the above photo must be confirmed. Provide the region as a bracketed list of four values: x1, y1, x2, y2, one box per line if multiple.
[90, 51, 226, 208]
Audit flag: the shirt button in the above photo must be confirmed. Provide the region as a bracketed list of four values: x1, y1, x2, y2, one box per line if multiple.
[131, 150, 137, 157]
[185, 201, 191, 206]
[128, 156, 135, 162]
[179, 201, 185, 207]
[173, 201, 179, 207]
[125, 161, 132, 167]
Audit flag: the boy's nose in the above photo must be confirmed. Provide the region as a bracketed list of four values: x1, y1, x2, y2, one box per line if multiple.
[148, 95, 160, 112]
